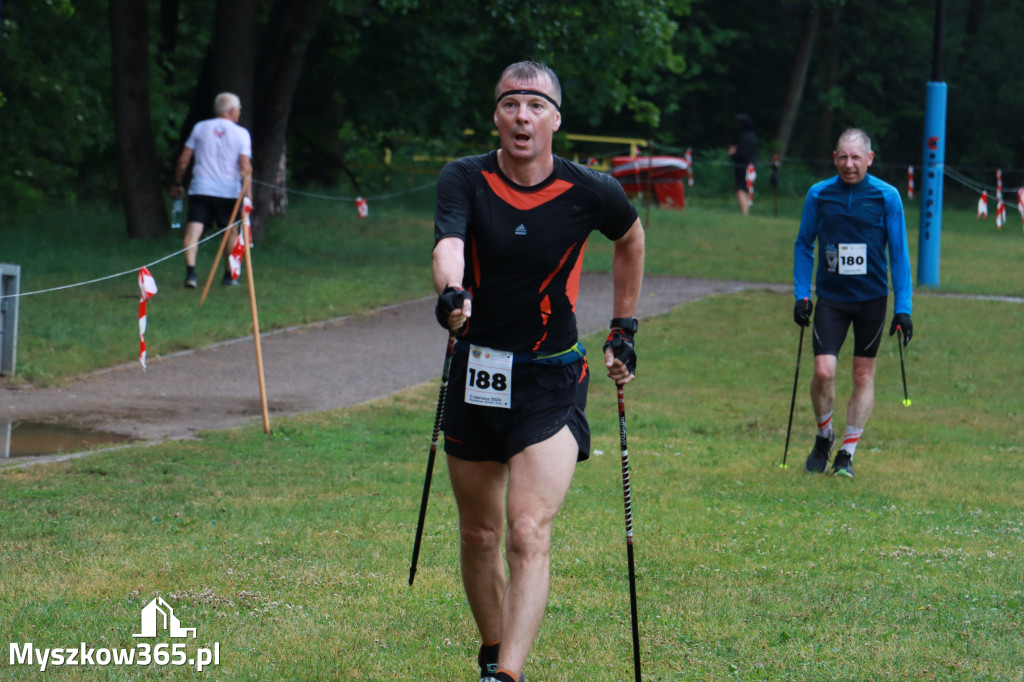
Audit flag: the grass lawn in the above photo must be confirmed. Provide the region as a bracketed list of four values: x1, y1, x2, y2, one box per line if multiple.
[2, 194, 1023, 679]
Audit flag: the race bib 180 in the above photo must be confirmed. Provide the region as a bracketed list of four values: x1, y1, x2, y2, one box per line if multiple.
[838, 243, 867, 275]
[465, 345, 513, 408]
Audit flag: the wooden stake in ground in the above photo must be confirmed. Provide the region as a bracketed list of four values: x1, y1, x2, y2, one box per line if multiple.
[240, 197, 271, 434]
[199, 178, 249, 307]
[644, 139, 654, 230]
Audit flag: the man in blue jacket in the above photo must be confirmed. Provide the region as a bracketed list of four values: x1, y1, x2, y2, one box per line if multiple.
[793, 128, 913, 478]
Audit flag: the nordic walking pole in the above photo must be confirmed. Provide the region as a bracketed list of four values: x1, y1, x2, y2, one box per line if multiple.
[240, 194, 270, 434]
[199, 179, 249, 307]
[409, 331, 457, 586]
[781, 324, 805, 469]
[897, 327, 911, 407]
[617, 383, 642, 682]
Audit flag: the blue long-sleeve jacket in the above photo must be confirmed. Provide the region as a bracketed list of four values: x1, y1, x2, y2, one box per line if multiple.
[794, 174, 912, 315]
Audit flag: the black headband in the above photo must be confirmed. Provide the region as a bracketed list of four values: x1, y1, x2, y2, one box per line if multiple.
[495, 89, 561, 112]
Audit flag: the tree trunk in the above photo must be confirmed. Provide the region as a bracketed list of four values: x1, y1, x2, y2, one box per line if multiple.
[774, 6, 821, 157]
[211, 0, 257, 131]
[251, 0, 325, 237]
[158, 0, 181, 86]
[176, 0, 256, 164]
[109, 0, 167, 239]
[815, 5, 844, 157]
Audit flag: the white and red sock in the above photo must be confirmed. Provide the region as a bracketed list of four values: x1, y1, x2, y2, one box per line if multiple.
[816, 411, 834, 440]
[841, 426, 864, 456]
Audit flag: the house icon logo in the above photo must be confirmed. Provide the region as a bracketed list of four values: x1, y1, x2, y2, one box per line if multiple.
[133, 597, 196, 639]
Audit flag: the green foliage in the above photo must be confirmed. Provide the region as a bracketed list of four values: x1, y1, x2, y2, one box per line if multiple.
[4, 0, 1024, 221]
[147, 0, 215, 181]
[0, 0, 114, 211]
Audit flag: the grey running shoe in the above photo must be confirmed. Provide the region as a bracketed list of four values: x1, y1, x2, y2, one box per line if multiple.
[480, 673, 524, 682]
[832, 450, 854, 477]
[184, 273, 198, 289]
[805, 433, 833, 473]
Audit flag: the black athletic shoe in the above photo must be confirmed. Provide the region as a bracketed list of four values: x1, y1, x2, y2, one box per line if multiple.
[184, 273, 198, 289]
[478, 642, 499, 680]
[805, 433, 833, 473]
[222, 273, 239, 287]
[832, 450, 854, 477]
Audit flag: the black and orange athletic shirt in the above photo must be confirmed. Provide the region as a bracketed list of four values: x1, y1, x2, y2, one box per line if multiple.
[434, 151, 638, 354]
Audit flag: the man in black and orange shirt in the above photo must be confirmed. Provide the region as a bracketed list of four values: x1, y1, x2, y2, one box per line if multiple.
[432, 61, 645, 682]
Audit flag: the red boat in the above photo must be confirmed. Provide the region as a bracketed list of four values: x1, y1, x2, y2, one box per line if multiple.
[611, 156, 689, 210]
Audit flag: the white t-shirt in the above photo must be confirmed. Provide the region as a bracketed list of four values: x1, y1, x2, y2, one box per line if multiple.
[185, 117, 252, 198]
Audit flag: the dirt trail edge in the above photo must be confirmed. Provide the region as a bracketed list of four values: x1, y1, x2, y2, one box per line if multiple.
[3, 274, 788, 461]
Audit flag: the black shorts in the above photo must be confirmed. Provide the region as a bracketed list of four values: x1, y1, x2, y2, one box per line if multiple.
[442, 349, 591, 463]
[812, 296, 888, 358]
[186, 195, 237, 232]
[734, 165, 749, 192]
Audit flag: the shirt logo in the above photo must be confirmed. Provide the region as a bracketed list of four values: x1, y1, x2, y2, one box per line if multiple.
[514, 224, 528, 236]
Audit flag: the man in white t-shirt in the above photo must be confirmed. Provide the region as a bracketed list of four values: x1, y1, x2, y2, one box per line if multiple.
[171, 92, 253, 288]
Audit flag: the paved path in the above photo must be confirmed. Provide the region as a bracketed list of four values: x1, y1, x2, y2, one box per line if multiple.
[2, 274, 788, 464]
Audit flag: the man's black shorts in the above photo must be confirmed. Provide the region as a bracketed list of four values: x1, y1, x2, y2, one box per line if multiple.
[442, 349, 590, 463]
[186, 195, 237, 232]
[812, 296, 888, 358]
[733, 165, 749, 192]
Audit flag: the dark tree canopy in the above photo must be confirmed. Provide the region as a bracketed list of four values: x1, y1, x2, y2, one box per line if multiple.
[1, 0, 1022, 227]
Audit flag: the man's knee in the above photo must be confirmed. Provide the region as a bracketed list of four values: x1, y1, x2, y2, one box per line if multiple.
[505, 516, 551, 563]
[460, 520, 502, 554]
[851, 359, 876, 388]
[812, 365, 835, 386]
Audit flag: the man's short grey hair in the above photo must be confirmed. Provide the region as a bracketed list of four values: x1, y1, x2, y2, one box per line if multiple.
[494, 61, 562, 108]
[837, 128, 872, 154]
[214, 92, 241, 116]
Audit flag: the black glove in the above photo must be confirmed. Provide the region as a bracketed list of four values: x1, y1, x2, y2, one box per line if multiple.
[435, 286, 471, 330]
[793, 298, 813, 327]
[889, 313, 913, 346]
[603, 322, 637, 375]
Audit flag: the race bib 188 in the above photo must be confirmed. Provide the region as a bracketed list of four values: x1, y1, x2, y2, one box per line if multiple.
[465, 345, 513, 408]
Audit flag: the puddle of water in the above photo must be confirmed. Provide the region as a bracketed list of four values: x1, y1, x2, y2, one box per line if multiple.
[1, 420, 135, 459]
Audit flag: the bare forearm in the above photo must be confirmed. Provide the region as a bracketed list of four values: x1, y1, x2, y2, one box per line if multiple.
[239, 155, 252, 198]
[432, 237, 466, 293]
[173, 148, 192, 185]
[612, 219, 645, 317]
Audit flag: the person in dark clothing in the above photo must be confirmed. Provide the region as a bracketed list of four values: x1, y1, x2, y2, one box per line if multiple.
[729, 113, 758, 214]
[432, 60, 645, 682]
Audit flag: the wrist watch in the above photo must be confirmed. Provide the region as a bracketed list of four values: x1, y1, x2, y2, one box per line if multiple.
[609, 317, 639, 334]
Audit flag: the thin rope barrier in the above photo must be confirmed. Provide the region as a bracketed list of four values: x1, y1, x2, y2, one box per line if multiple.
[4, 159, 1019, 303]
[944, 166, 1022, 195]
[0, 222, 239, 300]
[2, 175, 439, 302]
[250, 177, 437, 201]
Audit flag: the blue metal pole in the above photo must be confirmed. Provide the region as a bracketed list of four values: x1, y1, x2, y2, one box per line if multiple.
[917, 82, 947, 287]
[918, 0, 946, 288]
